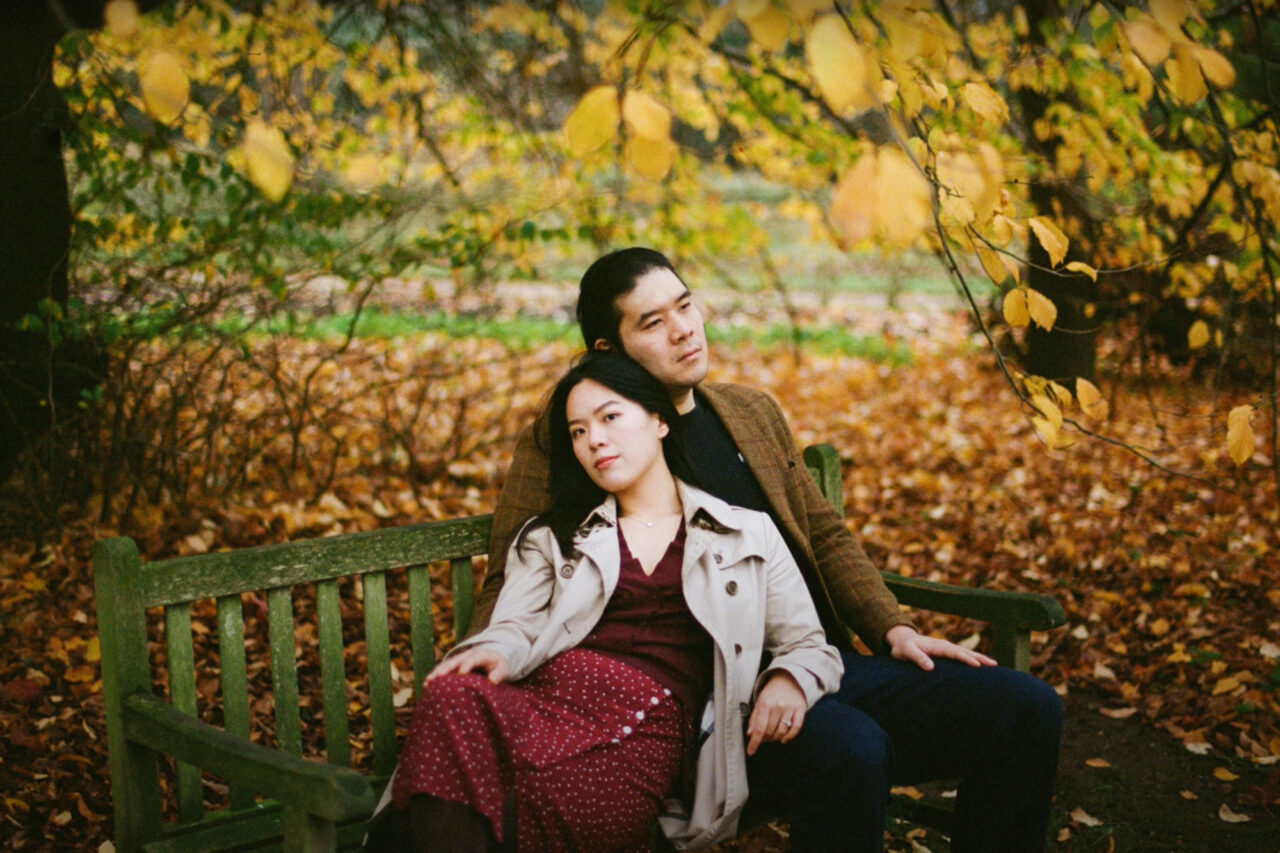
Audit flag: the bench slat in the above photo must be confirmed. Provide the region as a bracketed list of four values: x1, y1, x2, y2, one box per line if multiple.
[450, 556, 474, 642]
[215, 593, 254, 811]
[316, 579, 351, 767]
[362, 572, 396, 777]
[137, 517, 492, 607]
[408, 564, 434, 700]
[164, 603, 204, 822]
[268, 587, 303, 756]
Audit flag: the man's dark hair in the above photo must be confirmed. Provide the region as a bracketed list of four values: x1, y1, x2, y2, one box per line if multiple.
[576, 247, 679, 351]
[527, 349, 697, 554]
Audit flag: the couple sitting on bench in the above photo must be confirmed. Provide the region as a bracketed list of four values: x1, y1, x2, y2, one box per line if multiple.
[369, 248, 1063, 852]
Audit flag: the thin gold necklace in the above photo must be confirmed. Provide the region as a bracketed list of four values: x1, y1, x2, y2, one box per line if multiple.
[619, 511, 681, 528]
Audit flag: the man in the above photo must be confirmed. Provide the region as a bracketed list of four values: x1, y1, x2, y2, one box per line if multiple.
[471, 248, 1062, 851]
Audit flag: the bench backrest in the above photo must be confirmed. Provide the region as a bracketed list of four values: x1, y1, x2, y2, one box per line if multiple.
[93, 445, 844, 842]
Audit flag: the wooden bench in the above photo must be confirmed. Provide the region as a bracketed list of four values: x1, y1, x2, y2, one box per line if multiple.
[94, 443, 1066, 852]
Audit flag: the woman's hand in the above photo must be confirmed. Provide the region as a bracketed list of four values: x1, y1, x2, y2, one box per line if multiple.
[885, 625, 997, 671]
[745, 670, 807, 756]
[425, 646, 510, 685]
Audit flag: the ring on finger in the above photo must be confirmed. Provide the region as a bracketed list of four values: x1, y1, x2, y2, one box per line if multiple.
[781, 719, 792, 729]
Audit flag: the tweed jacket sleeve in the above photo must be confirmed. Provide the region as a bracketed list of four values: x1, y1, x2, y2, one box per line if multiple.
[699, 383, 912, 652]
[469, 413, 554, 637]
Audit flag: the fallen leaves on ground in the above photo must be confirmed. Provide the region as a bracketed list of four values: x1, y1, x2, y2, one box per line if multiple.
[1, 307, 1277, 848]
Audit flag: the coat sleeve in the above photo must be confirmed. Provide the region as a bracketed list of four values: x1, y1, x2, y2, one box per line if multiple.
[753, 521, 844, 708]
[451, 525, 557, 677]
[755, 390, 913, 652]
[469, 417, 553, 637]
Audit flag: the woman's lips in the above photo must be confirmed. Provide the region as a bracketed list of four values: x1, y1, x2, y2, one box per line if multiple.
[594, 455, 618, 471]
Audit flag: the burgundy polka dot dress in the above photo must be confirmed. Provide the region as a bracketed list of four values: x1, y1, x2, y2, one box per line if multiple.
[391, 523, 708, 851]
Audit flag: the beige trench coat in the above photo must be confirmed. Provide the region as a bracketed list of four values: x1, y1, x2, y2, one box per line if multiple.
[455, 481, 843, 848]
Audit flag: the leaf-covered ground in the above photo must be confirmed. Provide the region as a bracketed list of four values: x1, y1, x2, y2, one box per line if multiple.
[1, 296, 1277, 850]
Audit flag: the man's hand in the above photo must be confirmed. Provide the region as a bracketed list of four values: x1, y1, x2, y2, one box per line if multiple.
[745, 670, 807, 756]
[885, 624, 997, 671]
[426, 646, 510, 685]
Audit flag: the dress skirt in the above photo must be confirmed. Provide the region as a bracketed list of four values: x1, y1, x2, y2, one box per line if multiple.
[390, 647, 691, 852]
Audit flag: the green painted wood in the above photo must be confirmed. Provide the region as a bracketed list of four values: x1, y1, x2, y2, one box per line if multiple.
[408, 564, 434, 700]
[880, 573, 1066, 633]
[215, 593, 254, 812]
[267, 587, 303, 756]
[122, 692, 375, 821]
[137, 516, 492, 607]
[362, 571, 396, 777]
[164, 603, 204, 823]
[803, 443, 845, 508]
[92, 536, 164, 850]
[450, 556, 474, 642]
[283, 804, 336, 853]
[316, 579, 351, 767]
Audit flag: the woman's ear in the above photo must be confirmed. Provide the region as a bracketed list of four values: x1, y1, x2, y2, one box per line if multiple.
[656, 417, 670, 439]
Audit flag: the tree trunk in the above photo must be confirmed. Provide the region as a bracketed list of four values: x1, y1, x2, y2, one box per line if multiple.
[0, 2, 115, 483]
[1016, 0, 1098, 387]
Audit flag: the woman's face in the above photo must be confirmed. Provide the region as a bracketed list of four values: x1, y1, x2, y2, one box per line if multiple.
[566, 378, 669, 496]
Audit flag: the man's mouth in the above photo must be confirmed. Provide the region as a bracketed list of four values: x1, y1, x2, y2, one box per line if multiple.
[678, 347, 702, 364]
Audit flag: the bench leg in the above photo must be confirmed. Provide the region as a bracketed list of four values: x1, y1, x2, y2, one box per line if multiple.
[282, 805, 337, 853]
[991, 623, 1031, 672]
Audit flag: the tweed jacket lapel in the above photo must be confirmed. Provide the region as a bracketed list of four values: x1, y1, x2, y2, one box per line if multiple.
[695, 383, 805, 550]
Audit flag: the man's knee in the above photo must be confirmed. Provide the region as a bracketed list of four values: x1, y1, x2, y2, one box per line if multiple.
[802, 705, 892, 792]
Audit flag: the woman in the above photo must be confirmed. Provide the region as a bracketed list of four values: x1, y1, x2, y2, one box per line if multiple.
[378, 351, 842, 851]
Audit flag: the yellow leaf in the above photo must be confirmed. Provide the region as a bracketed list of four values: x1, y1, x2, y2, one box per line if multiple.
[874, 147, 932, 249]
[1212, 677, 1240, 695]
[103, 0, 139, 36]
[1125, 16, 1171, 66]
[64, 664, 97, 683]
[138, 49, 189, 125]
[1218, 803, 1251, 823]
[564, 85, 619, 157]
[1213, 767, 1239, 781]
[743, 4, 791, 52]
[1085, 758, 1112, 768]
[1032, 416, 1060, 448]
[1028, 216, 1069, 267]
[1193, 45, 1236, 89]
[807, 14, 878, 113]
[736, 0, 771, 18]
[1149, 0, 1191, 35]
[829, 155, 876, 246]
[698, 3, 736, 43]
[622, 91, 672, 141]
[939, 189, 975, 226]
[342, 153, 382, 191]
[85, 636, 101, 663]
[1227, 404, 1254, 466]
[1065, 261, 1098, 281]
[1187, 319, 1210, 350]
[1077, 378, 1108, 420]
[1167, 45, 1207, 105]
[1031, 393, 1063, 429]
[890, 785, 924, 800]
[1069, 807, 1102, 827]
[624, 135, 677, 181]
[1002, 288, 1030, 327]
[1180, 790, 1198, 799]
[1148, 617, 1170, 636]
[242, 119, 295, 203]
[961, 81, 1008, 125]
[977, 246, 1008, 284]
[1027, 289, 1058, 331]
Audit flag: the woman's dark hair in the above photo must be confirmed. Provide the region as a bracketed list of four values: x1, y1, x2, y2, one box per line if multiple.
[528, 349, 698, 554]
[576, 247, 680, 351]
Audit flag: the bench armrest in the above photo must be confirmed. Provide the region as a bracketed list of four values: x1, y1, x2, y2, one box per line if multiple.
[882, 572, 1066, 671]
[122, 692, 376, 823]
[882, 572, 1066, 630]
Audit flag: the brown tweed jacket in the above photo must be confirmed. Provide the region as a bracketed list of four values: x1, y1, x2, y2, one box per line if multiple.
[469, 382, 911, 652]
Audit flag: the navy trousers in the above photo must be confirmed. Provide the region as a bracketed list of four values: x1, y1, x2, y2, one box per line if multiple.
[744, 654, 1063, 852]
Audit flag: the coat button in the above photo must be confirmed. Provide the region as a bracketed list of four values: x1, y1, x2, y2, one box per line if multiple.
[725, 580, 738, 595]
[560, 564, 574, 578]
[739, 702, 750, 717]
[734, 643, 742, 656]
[713, 552, 723, 564]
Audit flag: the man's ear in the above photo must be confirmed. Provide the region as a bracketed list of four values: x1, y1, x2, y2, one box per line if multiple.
[592, 339, 614, 352]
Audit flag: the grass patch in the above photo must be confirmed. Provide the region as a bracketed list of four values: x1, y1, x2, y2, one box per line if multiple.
[247, 307, 914, 363]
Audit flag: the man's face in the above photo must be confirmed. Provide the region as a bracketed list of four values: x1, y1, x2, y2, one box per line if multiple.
[609, 267, 708, 411]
